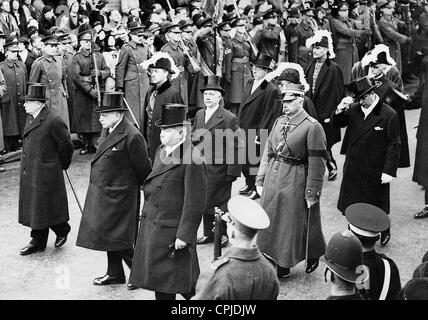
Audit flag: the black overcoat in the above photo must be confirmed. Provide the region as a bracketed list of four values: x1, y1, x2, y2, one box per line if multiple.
[76, 117, 152, 251]
[18, 106, 73, 229]
[332, 101, 400, 214]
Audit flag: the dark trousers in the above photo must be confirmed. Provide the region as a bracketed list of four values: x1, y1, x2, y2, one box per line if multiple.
[81, 133, 98, 149]
[242, 164, 257, 190]
[326, 149, 337, 172]
[425, 188, 428, 205]
[155, 288, 195, 300]
[3, 135, 20, 152]
[202, 209, 227, 239]
[30, 222, 71, 248]
[106, 249, 134, 278]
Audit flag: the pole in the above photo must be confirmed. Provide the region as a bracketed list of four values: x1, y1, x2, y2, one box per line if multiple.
[305, 205, 312, 270]
[91, 33, 101, 108]
[123, 97, 140, 130]
[65, 170, 83, 215]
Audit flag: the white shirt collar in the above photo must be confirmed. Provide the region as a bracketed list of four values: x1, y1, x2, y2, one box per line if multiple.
[205, 104, 220, 123]
[108, 113, 124, 134]
[361, 95, 379, 119]
[164, 138, 185, 157]
[32, 104, 45, 119]
[251, 77, 265, 94]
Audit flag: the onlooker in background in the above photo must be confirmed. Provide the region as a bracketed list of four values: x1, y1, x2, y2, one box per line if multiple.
[0, 0, 19, 37]
[68, 1, 81, 31]
[32, 0, 44, 20]
[25, 35, 42, 78]
[89, 0, 110, 28]
[22, 0, 37, 23]
[10, 0, 26, 36]
[78, 0, 92, 17]
[38, 5, 56, 36]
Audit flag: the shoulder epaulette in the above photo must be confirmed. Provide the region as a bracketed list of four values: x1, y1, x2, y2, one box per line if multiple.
[210, 257, 230, 271]
[306, 115, 317, 124]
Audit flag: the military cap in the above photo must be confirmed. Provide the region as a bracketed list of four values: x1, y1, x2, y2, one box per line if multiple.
[4, 36, 21, 51]
[345, 203, 390, 237]
[144, 23, 161, 35]
[263, 8, 278, 19]
[58, 34, 71, 44]
[218, 21, 231, 31]
[227, 195, 270, 235]
[281, 86, 305, 101]
[78, 30, 93, 41]
[201, 16, 213, 28]
[19, 35, 30, 46]
[163, 22, 182, 33]
[128, 22, 145, 35]
[41, 35, 59, 45]
[179, 19, 193, 30]
[230, 17, 246, 28]
[253, 16, 263, 26]
[92, 20, 102, 29]
[402, 278, 428, 300]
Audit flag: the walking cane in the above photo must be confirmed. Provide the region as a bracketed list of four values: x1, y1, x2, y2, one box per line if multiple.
[64, 170, 83, 215]
[305, 205, 312, 270]
[123, 97, 140, 130]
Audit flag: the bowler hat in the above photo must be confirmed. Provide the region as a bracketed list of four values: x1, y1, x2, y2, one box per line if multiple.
[250, 53, 274, 70]
[94, 92, 127, 113]
[320, 230, 368, 283]
[226, 195, 270, 235]
[346, 76, 378, 100]
[200, 75, 225, 96]
[155, 103, 189, 128]
[25, 83, 47, 101]
[148, 57, 173, 74]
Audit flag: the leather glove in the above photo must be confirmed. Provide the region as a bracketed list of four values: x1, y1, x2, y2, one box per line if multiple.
[88, 89, 98, 99]
[90, 69, 101, 77]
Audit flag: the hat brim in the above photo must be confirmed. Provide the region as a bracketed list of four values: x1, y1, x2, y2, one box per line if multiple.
[94, 107, 127, 113]
[155, 119, 191, 128]
[350, 85, 377, 101]
[320, 256, 367, 284]
[249, 62, 273, 71]
[200, 87, 225, 96]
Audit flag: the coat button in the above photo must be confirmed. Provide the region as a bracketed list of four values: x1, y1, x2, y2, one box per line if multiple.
[97, 185, 101, 189]
[99, 169, 103, 173]
[23, 169, 27, 173]
[307, 190, 311, 194]
[89, 179, 93, 183]
[104, 155, 108, 158]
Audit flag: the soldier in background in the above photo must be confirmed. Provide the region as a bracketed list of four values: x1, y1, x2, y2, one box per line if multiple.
[195, 196, 279, 300]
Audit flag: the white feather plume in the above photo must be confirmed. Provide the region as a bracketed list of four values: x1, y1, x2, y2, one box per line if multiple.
[140, 51, 180, 79]
[265, 62, 310, 93]
[305, 29, 336, 59]
[361, 44, 396, 68]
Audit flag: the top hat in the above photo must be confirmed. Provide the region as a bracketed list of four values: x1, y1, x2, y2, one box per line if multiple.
[94, 92, 126, 113]
[25, 83, 47, 101]
[345, 203, 390, 238]
[320, 230, 367, 283]
[200, 75, 225, 96]
[155, 103, 189, 128]
[250, 53, 274, 70]
[41, 35, 59, 45]
[226, 195, 270, 235]
[346, 76, 378, 100]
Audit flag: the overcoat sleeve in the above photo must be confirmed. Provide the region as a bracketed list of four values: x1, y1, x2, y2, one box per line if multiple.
[29, 59, 42, 83]
[256, 118, 278, 186]
[305, 122, 327, 203]
[128, 132, 152, 184]
[50, 116, 73, 170]
[378, 19, 408, 44]
[70, 55, 92, 94]
[257, 86, 282, 137]
[382, 111, 400, 177]
[226, 116, 243, 177]
[115, 45, 129, 89]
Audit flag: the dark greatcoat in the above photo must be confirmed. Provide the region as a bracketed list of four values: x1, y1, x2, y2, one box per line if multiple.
[76, 117, 152, 251]
[256, 110, 327, 268]
[143, 80, 183, 163]
[18, 106, 73, 229]
[0, 58, 27, 136]
[70, 48, 111, 133]
[192, 106, 242, 212]
[350, 61, 404, 92]
[413, 57, 428, 187]
[306, 59, 345, 148]
[62, 51, 75, 130]
[115, 40, 150, 128]
[129, 142, 207, 294]
[373, 75, 410, 168]
[332, 101, 401, 214]
[289, 19, 314, 70]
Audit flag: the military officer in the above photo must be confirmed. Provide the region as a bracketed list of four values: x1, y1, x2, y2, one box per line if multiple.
[345, 203, 401, 300]
[58, 34, 75, 130]
[76, 91, 151, 286]
[129, 104, 208, 300]
[115, 23, 150, 128]
[194, 196, 279, 300]
[321, 231, 368, 300]
[29, 35, 69, 129]
[255, 85, 327, 278]
[19, 83, 73, 255]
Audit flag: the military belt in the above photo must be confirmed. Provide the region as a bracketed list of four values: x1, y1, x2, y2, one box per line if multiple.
[274, 153, 306, 165]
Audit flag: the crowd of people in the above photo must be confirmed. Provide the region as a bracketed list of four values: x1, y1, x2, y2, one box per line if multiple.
[0, 0, 428, 300]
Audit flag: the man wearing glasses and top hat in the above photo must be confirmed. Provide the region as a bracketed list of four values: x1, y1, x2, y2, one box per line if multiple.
[29, 35, 70, 130]
[70, 29, 111, 155]
[18, 83, 73, 256]
[130, 103, 207, 300]
[76, 91, 151, 286]
[115, 22, 150, 128]
[332, 76, 400, 246]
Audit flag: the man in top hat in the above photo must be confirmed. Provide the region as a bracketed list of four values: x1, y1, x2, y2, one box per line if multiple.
[70, 29, 111, 155]
[142, 52, 183, 163]
[195, 195, 279, 300]
[321, 231, 367, 300]
[192, 75, 242, 246]
[305, 30, 345, 181]
[0, 36, 27, 154]
[289, 5, 317, 70]
[253, 9, 287, 63]
[76, 91, 151, 286]
[29, 35, 70, 129]
[237, 53, 281, 200]
[345, 203, 401, 300]
[255, 85, 327, 279]
[332, 76, 400, 246]
[115, 23, 150, 129]
[18, 83, 73, 255]
[130, 103, 207, 300]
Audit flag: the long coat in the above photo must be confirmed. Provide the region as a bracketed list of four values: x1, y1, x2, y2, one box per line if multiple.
[76, 117, 152, 251]
[115, 40, 150, 128]
[413, 56, 428, 187]
[129, 142, 207, 294]
[289, 19, 315, 70]
[70, 48, 111, 133]
[332, 101, 401, 214]
[192, 106, 242, 212]
[0, 67, 6, 151]
[305, 59, 344, 148]
[29, 55, 70, 129]
[18, 106, 73, 229]
[0, 58, 27, 136]
[256, 110, 327, 268]
[143, 80, 183, 163]
[62, 51, 75, 130]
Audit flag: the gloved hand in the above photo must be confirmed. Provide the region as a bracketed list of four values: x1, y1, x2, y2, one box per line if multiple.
[381, 173, 394, 184]
[91, 69, 101, 77]
[256, 185, 263, 196]
[88, 89, 98, 99]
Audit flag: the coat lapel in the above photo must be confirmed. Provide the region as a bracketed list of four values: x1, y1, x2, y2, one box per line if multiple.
[91, 117, 127, 163]
[23, 106, 49, 136]
[350, 102, 383, 146]
[313, 63, 328, 97]
[204, 106, 224, 130]
[242, 80, 267, 106]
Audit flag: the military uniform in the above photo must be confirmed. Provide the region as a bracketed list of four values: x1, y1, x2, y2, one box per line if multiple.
[289, 20, 315, 70]
[195, 247, 279, 300]
[253, 24, 286, 62]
